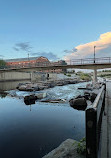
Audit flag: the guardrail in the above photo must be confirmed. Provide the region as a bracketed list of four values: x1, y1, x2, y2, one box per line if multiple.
[68, 57, 111, 65]
[86, 83, 106, 158]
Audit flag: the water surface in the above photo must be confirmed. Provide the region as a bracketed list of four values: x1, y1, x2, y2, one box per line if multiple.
[0, 81, 87, 158]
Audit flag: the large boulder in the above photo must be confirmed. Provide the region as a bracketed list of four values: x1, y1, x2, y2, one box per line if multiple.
[84, 92, 90, 100]
[69, 98, 87, 110]
[43, 139, 85, 158]
[69, 80, 76, 84]
[33, 86, 39, 91]
[75, 95, 84, 99]
[35, 93, 47, 99]
[90, 92, 97, 103]
[24, 95, 37, 105]
[18, 84, 34, 92]
[18, 85, 27, 91]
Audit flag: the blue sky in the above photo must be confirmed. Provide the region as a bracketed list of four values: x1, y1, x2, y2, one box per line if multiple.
[0, 0, 111, 60]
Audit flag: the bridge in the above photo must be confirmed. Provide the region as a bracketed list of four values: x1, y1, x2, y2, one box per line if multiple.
[0, 57, 111, 82]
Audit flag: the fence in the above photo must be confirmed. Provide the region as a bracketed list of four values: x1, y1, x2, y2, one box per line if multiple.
[86, 83, 106, 158]
[68, 57, 111, 65]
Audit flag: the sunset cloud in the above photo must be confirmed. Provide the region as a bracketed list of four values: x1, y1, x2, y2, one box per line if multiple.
[64, 32, 111, 62]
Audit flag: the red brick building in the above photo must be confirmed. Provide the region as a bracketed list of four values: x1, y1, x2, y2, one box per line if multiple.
[6, 56, 67, 73]
[6, 56, 51, 68]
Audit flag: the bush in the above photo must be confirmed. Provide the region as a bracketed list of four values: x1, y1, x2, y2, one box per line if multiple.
[0, 60, 6, 69]
[67, 74, 71, 77]
[77, 137, 86, 155]
[79, 73, 91, 81]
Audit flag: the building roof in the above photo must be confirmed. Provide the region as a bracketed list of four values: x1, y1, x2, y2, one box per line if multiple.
[5, 56, 50, 62]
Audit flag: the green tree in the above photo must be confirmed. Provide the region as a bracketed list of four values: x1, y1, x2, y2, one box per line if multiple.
[0, 60, 6, 69]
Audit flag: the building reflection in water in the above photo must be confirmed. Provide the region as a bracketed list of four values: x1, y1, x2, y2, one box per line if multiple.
[0, 80, 30, 91]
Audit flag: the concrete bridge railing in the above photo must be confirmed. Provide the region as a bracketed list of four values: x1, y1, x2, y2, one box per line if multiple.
[86, 84, 106, 158]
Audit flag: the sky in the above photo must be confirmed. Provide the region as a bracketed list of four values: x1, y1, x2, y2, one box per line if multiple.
[0, 0, 111, 61]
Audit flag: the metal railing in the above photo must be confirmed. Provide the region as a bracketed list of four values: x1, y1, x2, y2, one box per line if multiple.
[68, 57, 111, 65]
[86, 83, 106, 158]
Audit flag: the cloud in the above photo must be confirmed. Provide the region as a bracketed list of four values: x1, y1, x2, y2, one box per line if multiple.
[63, 48, 77, 54]
[13, 42, 32, 52]
[31, 52, 59, 61]
[13, 47, 19, 51]
[64, 32, 111, 61]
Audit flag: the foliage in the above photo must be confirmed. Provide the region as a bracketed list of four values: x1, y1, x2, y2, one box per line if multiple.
[102, 69, 111, 72]
[0, 60, 6, 69]
[64, 73, 71, 77]
[99, 74, 111, 77]
[79, 73, 91, 81]
[60, 60, 67, 65]
[67, 74, 71, 77]
[76, 71, 82, 75]
[76, 137, 86, 155]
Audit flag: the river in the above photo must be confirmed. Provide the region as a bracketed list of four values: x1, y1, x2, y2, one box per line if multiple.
[0, 81, 88, 158]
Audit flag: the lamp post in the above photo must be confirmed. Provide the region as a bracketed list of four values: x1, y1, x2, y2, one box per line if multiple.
[94, 46, 96, 63]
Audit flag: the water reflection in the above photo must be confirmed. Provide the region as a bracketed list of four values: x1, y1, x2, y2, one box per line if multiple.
[0, 80, 30, 91]
[0, 98, 85, 158]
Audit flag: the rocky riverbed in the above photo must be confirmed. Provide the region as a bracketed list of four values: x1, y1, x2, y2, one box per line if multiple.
[16, 79, 82, 92]
[3, 79, 103, 112]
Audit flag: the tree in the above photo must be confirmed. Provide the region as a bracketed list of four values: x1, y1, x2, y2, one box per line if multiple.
[0, 60, 6, 69]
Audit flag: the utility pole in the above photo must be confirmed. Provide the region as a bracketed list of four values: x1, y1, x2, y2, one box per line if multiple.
[94, 46, 96, 63]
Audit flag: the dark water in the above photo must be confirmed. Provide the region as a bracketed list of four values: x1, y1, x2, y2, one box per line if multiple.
[0, 81, 86, 158]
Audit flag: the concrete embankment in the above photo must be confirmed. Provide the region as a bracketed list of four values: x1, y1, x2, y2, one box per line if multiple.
[0, 71, 50, 82]
[0, 71, 58, 82]
[0, 71, 31, 81]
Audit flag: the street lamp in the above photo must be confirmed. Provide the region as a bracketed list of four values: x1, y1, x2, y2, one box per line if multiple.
[94, 46, 96, 63]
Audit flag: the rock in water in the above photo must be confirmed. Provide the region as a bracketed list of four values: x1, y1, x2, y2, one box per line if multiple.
[35, 93, 47, 99]
[69, 98, 87, 110]
[24, 95, 37, 105]
[90, 93, 97, 103]
[42, 139, 85, 158]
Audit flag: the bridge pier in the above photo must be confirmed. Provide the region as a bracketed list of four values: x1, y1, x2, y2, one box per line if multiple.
[93, 68, 97, 84]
